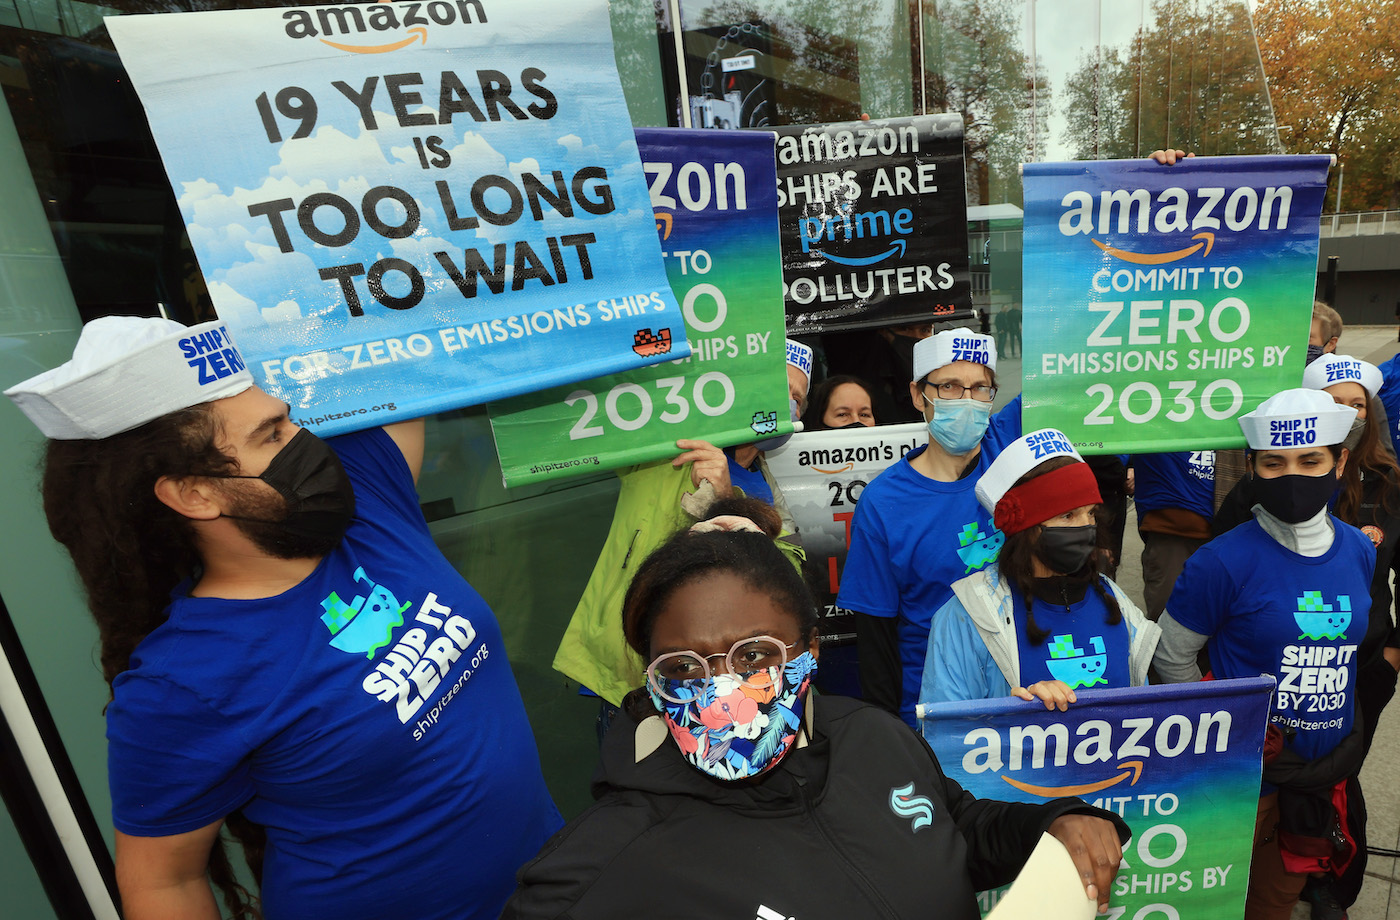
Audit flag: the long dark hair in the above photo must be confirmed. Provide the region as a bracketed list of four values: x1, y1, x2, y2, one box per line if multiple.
[803, 374, 877, 430]
[619, 517, 817, 722]
[1336, 398, 1400, 524]
[995, 457, 1122, 647]
[42, 404, 264, 919]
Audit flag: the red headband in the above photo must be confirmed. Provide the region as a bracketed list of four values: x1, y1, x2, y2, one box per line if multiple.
[994, 463, 1102, 535]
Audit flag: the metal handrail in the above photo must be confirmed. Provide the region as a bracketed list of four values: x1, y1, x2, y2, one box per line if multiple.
[1320, 210, 1399, 237]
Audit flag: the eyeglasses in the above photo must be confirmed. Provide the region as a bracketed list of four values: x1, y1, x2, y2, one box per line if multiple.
[922, 380, 997, 402]
[646, 635, 799, 703]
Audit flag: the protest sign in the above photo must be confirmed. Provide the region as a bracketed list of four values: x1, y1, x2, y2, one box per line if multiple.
[776, 114, 972, 334]
[764, 423, 924, 641]
[487, 128, 789, 487]
[919, 678, 1274, 920]
[1021, 156, 1330, 453]
[107, 0, 687, 435]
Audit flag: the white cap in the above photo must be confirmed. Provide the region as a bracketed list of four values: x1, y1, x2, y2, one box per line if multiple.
[1238, 387, 1357, 451]
[912, 328, 996, 382]
[976, 428, 1084, 515]
[5, 316, 253, 440]
[1302, 353, 1381, 400]
[785, 339, 814, 386]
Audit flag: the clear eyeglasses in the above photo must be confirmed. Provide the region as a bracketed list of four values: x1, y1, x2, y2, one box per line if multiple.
[646, 635, 799, 703]
[923, 381, 997, 402]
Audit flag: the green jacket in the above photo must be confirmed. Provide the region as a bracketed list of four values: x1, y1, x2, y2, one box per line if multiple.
[553, 458, 804, 706]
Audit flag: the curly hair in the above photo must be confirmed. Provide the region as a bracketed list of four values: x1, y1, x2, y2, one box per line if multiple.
[618, 526, 817, 721]
[42, 404, 264, 919]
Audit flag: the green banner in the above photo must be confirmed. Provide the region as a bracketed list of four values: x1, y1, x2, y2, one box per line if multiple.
[1021, 156, 1331, 453]
[489, 128, 789, 487]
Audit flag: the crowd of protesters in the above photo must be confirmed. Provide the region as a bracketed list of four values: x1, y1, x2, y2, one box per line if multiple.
[5, 150, 1391, 920]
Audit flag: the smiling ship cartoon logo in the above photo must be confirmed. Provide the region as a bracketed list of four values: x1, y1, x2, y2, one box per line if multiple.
[1045, 635, 1108, 689]
[320, 566, 411, 658]
[1294, 591, 1350, 641]
[955, 522, 1004, 573]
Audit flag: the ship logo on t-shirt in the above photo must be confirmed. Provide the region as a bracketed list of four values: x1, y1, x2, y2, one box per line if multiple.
[1293, 591, 1351, 641]
[319, 565, 412, 658]
[1045, 634, 1108, 689]
[956, 521, 1004, 574]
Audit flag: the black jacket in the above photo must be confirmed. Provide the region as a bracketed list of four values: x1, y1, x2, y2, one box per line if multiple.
[501, 696, 1128, 920]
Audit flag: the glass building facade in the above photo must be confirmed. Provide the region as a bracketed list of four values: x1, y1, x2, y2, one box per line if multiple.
[0, 1, 1276, 914]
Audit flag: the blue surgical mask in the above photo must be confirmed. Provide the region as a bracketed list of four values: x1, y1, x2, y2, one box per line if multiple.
[927, 398, 992, 455]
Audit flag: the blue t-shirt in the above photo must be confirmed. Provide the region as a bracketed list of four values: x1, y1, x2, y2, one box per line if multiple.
[1015, 590, 1132, 691]
[729, 454, 774, 504]
[1377, 353, 1400, 461]
[1166, 518, 1374, 762]
[107, 429, 562, 920]
[837, 396, 1022, 724]
[1131, 451, 1215, 519]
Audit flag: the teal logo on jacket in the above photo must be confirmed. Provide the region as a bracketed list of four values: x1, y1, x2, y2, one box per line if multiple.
[889, 783, 935, 832]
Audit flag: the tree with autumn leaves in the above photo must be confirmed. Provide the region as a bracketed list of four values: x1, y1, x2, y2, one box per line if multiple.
[1254, 0, 1400, 211]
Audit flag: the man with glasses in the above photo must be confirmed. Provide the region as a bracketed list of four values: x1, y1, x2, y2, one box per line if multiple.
[837, 328, 1022, 726]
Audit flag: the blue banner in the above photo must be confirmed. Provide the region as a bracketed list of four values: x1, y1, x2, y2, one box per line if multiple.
[919, 678, 1274, 919]
[1021, 155, 1329, 453]
[107, 0, 687, 435]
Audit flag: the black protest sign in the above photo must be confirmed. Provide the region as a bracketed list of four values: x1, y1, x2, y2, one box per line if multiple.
[776, 114, 971, 333]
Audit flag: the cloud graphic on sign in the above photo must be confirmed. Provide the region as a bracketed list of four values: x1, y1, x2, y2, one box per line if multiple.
[177, 104, 630, 323]
[263, 300, 304, 323]
[213, 242, 342, 327]
[206, 280, 261, 327]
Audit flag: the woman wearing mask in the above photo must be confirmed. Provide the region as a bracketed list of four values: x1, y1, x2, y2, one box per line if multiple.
[837, 329, 1022, 725]
[1213, 357, 1400, 920]
[922, 430, 1159, 707]
[803, 374, 878, 430]
[502, 511, 1128, 919]
[1155, 389, 1374, 920]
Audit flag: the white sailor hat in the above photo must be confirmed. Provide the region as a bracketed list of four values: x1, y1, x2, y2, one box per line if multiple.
[5, 316, 253, 440]
[976, 429, 1100, 534]
[1302, 353, 1381, 400]
[785, 339, 814, 386]
[1238, 387, 1358, 451]
[912, 328, 996, 382]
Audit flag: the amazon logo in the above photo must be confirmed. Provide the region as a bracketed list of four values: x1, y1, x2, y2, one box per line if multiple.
[959, 711, 1234, 794]
[799, 204, 911, 266]
[1003, 760, 1142, 797]
[282, 0, 486, 54]
[1058, 185, 1294, 264]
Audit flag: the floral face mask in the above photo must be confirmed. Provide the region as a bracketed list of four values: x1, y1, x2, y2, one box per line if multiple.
[647, 652, 817, 782]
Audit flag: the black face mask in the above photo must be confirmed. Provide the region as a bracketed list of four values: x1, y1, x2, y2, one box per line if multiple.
[837, 421, 868, 430]
[1305, 344, 1326, 365]
[1251, 470, 1339, 524]
[216, 428, 356, 557]
[1035, 524, 1097, 575]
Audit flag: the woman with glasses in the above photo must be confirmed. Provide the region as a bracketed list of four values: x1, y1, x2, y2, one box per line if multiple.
[921, 430, 1159, 708]
[501, 505, 1128, 918]
[836, 328, 1022, 725]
